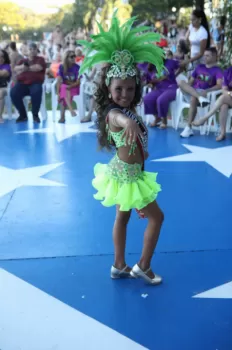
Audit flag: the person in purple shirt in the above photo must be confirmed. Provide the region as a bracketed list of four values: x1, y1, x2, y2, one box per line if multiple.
[0, 49, 11, 123]
[178, 47, 223, 138]
[143, 58, 180, 129]
[57, 49, 80, 123]
[193, 63, 232, 141]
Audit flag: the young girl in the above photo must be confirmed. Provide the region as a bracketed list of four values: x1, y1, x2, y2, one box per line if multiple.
[57, 50, 80, 123]
[79, 13, 165, 285]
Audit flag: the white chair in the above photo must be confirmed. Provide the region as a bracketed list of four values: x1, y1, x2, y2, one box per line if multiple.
[227, 109, 232, 132]
[172, 89, 222, 134]
[51, 76, 86, 122]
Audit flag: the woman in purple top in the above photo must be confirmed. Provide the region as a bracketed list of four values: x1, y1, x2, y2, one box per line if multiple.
[143, 59, 180, 129]
[0, 49, 11, 123]
[193, 65, 232, 141]
[57, 49, 80, 123]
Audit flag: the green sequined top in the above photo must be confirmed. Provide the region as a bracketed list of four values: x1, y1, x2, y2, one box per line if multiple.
[107, 128, 137, 155]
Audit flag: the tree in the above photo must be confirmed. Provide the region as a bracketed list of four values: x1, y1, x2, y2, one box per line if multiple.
[0, 2, 26, 35]
[131, 0, 192, 22]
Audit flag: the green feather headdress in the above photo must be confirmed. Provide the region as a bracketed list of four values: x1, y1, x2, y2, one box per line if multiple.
[78, 12, 165, 85]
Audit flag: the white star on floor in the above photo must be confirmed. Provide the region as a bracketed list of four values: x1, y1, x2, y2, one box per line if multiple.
[152, 144, 232, 178]
[0, 163, 65, 198]
[15, 122, 96, 143]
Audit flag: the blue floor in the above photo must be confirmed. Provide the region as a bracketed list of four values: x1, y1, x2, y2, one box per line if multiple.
[0, 115, 232, 350]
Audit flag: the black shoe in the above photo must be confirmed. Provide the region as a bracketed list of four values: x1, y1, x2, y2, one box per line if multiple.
[16, 115, 28, 123]
[33, 115, 40, 123]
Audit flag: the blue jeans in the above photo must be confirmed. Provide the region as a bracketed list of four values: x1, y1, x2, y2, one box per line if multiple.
[10, 82, 43, 118]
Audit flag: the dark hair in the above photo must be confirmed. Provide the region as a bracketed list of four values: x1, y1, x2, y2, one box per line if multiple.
[0, 49, 10, 64]
[94, 65, 142, 151]
[178, 39, 189, 55]
[29, 42, 37, 50]
[57, 44, 62, 49]
[166, 50, 173, 58]
[205, 46, 218, 56]
[192, 9, 210, 48]
[9, 41, 17, 51]
[220, 16, 227, 27]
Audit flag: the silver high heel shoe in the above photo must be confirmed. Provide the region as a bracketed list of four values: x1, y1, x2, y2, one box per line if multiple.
[111, 265, 132, 279]
[130, 264, 162, 285]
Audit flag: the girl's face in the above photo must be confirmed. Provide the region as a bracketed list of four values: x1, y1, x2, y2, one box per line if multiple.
[109, 77, 136, 108]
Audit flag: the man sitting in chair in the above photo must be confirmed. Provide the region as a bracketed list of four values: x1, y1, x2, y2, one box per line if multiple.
[11, 43, 46, 123]
[178, 47, 223, 138]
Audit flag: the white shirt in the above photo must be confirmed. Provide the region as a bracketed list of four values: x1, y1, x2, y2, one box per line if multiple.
[189, 24, 208, 58]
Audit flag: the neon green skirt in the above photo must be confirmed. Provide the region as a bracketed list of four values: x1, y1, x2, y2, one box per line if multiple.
[92, 154, 161, 211]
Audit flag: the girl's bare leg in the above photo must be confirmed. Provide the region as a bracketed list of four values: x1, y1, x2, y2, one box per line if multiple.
[137, 201, 164, 278]
[113, 206, 132, 271]
[65, 89, 77, 117]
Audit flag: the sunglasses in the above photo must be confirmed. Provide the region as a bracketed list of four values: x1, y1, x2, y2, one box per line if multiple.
[69, 55, 75, 58]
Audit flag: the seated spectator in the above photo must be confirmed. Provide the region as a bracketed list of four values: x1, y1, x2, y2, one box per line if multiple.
[57, 49, 81, 123]
[47, 53, 62, 78]
[179, 47, 223, 138]
[174, 39, 189, 61]
[10, 43, 46, 123]
[166, 50, 173, 59]
[143, 58, 181, 129]
[20, 41, 29, 58]
[193, 61, 232, 141]
[137, 62, 156, 87]
[52, 44, 63, 61]
[75, 47, 84, 64]
[0, 49, 11, 123]
[80, 63, 102, 123]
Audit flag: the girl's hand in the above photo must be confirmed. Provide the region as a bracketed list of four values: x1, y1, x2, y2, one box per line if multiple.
[121, 119, 142, 146]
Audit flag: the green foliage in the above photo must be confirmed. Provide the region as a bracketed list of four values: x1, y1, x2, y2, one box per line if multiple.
[130, 0, 192, 22]
[218, 0, 232, 69]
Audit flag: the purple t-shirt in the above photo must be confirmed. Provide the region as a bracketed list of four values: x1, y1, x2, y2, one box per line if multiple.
[223, 67, 232, 90]
[153, 59, 180, 89]
[192, 64, 223, 90]
[58, 63, 80, 84]
[0, 64, 11, 85]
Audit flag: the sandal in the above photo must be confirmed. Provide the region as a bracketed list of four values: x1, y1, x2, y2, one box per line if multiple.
[159, 123, 167, 129]
[111, 265, 132, 279]
[130, 264, 162, 285]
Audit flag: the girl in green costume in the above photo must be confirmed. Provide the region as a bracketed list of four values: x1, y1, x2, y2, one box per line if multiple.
[79, 13, 165, 285]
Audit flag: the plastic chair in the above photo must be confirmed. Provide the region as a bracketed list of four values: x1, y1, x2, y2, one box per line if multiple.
[172, 89, 222, 134]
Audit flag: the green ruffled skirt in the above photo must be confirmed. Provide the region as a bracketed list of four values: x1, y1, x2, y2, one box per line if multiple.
[92, 154, 161, 211]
